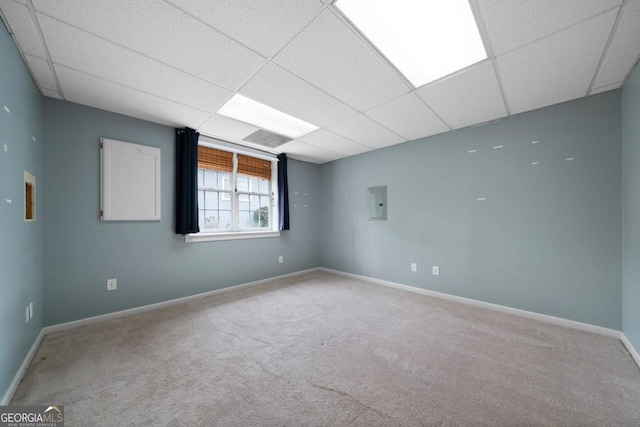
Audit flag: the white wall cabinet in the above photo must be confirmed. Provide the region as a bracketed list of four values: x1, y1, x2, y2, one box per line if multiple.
[100, 137, 161, 221]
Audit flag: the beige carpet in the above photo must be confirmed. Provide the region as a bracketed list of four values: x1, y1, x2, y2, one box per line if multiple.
[11, 271, 640, 426]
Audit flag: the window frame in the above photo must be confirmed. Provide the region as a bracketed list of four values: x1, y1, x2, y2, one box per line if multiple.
[185, 138, 280, 243]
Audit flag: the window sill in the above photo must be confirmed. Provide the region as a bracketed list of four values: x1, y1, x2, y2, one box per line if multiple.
[185, 230, 280, 243]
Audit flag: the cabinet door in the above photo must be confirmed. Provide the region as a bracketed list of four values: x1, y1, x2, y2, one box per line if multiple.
[100, 137, 161, 221]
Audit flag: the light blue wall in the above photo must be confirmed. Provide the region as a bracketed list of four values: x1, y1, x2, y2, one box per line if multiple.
[42, 98, 320, 325]
[0, 22, 43, 401]
[622, 60, 640, 351]
[319, 92, 622, 329]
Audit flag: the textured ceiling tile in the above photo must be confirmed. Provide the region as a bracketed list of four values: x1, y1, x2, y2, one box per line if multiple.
[278, 140, 343, 163]
[38, 14, 231, 113]
[417, 60, 508, 129]
[32, 0, 266, 89]
[23, 53, 56, 90]
[55, 65, 210, 128]
[365, 93, 450, 141]
[298, 129, 370, 156]
[497, 10, 617, 115]
[477, 0, 622, 55]
[274, 9, 410, 111]
[0, 0, 45, 57]
[198, 114, 260, 142]
[328, 114, 406, 149]
[166, 0, 322, 57]
[240, 62, 356, 128]
[593, 1, 640, 89]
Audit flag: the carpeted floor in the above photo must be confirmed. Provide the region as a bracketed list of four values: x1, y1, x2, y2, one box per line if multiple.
[11, 271, 640, 426]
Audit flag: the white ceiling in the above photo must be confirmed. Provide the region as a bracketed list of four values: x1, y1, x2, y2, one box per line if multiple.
[1, 0, 639, 164]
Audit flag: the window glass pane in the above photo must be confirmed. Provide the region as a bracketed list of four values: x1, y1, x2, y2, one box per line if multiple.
[258, 196, 270, 228]
[258, 208, 269, 228]
[239, 210, 254, 228]
[204, 210, 217, 229]
[249, 176, 259, 193]
[250, 194, 260, 211]
[198, 210, 205, 230]
[219, 192, 231, 210]
[198, 169, 204, 186]
[237, 175, 249, 192]
[205, 191, 218, 210]
[219, 210, 232, 229]
[259, 178, 269, 194]
[238, 211, 251, 228]
[238, 194, 250, 211]
[219, 173, 231, 191]
[198, 190, 204, 209]
[204, 170, 216, 189]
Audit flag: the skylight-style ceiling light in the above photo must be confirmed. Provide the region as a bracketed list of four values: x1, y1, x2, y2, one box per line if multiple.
[336, 0, 487, 88]
[217, 94, 319, 139]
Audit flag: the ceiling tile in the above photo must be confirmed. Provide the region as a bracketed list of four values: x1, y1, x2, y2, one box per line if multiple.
[0, 0, 46, 57]
[55, 65, 210, 129]
[477, 0, 622, 55]
[298, 129, 370, 156]
[278, 140, 343, 163]
[32, 0, 266, 89]
[497, 10, 617, 115]
[593, 1, 640, 89]
[328, 114, 405, 149]
[365, 93, 450, 141]
[23, 54, 56, 91]
[198, 114, 260, 142]
[240, 62, 357, 128]
[417, 60, 508, 129]
[274, 9, 410, 111]
[166, 0, 322, 57]
[37, 14, 231, 113]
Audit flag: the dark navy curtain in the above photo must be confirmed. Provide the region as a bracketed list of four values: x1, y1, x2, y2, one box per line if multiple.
[277, 153, 290, 231]
[175, 128, 200, 235]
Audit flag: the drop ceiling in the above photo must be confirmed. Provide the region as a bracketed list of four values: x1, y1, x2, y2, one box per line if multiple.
[1, 0, 639, 164]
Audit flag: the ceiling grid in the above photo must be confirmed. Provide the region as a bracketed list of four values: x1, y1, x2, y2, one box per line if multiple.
[1, 0, 638, 163]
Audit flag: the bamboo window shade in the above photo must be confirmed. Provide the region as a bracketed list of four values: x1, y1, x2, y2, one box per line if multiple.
[237, 154, 272, 180]
[198, 146, 233, 173]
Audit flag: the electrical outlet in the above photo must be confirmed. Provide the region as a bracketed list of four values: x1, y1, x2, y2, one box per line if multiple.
[432, 266, 439, 276]
[278, 256, 284, 264]
[29, 302, 33, 319]
[411, 263, 417, 272]
[107, 279, 117, 291]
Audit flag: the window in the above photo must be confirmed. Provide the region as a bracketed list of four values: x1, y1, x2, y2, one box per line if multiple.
[188, 142, 279, 242]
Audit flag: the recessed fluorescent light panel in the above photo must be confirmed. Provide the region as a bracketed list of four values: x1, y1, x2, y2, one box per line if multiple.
[217, 94, 318, 139]
[336, 0, 487, 88]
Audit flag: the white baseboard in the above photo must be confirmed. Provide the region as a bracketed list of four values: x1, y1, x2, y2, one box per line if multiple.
[320, 268, 622, 339]
[621, 333, 640, 369]
[44, 267, 321, 335]
[1, 328, 45, 405]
